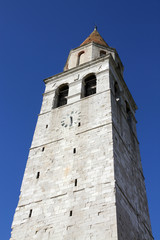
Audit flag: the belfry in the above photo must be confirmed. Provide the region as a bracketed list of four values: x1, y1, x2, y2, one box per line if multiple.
[11, 28, 153, 239]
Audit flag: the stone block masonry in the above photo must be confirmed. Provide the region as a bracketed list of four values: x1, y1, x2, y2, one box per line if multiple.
[10, 28, 153, 239]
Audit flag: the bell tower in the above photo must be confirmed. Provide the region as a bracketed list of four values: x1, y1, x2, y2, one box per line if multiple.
[11, 28, 153, 240]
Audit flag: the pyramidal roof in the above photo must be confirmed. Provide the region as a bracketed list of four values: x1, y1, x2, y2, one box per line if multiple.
[80, 27, 109, 47]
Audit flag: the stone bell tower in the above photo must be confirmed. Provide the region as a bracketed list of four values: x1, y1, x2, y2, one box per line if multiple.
[11, 27, 153, 240]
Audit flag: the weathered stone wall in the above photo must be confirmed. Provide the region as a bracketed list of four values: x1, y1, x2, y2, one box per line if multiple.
[11, 48, 153, 239]
[11, 57, 119, 240]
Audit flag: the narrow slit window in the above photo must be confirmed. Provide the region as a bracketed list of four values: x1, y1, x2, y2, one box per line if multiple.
[125, 101, 131, 116]
[125, 101, 132, 126]
[36, 172, 40, 179]
[117, 63, 121, 71]
[70, 210, 72, 216]
[46, 125, 48, 128]
[75, 179, 77, 186]
[78, 122, 81, 127]
[73, 148, 76, 154]
[114, 82, 120, 102]
[29, 209, 32, 218]
[42, 147, 45, 152]
[77, 51, 85, 66]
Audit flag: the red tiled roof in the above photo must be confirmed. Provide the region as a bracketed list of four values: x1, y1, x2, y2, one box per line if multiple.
[80, 28, 109, 47]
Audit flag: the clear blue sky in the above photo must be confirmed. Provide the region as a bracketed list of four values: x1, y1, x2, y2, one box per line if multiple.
[0, 0, 160, 239]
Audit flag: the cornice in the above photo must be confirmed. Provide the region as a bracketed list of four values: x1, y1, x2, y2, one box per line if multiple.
[39, 88, 111, 115]
[43, 53, 111, 84]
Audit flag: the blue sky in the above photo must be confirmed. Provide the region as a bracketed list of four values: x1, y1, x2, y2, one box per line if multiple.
[0, 0, 160, 239]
